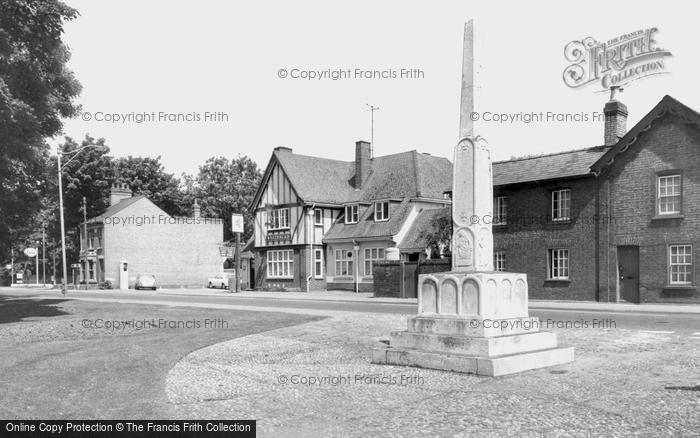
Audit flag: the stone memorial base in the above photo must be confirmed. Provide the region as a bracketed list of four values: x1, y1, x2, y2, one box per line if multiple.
[372, 271, 574, 376]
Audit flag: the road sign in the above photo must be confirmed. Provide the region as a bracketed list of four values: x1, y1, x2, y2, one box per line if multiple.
[71, 263, 81, 268]
[231, 214, 244, 233]
[24, 247, 37, 258]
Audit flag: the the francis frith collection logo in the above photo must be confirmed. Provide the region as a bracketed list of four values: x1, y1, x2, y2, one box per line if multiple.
[563, 28, 672, 90]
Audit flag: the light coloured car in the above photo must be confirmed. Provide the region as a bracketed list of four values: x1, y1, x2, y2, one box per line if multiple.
[135, 273, 157, 290]
[208, 274, 230, 289]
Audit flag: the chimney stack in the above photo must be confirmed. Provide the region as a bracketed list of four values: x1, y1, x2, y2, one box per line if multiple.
[109, 182, 132, 206]
[193, 199, 201, 219]
[603, 86, 628, 146]
[355, 140, 372, 189]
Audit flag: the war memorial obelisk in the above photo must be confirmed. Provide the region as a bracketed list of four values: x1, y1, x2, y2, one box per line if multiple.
[372, 21, 574, 376]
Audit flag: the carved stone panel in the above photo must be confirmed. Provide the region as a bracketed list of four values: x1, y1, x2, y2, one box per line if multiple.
[453, 227, 474, 269]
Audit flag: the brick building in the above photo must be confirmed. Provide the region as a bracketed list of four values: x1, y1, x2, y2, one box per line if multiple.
[249, 142, 451, 291]
[493, 92, 700, 303]
[79, 184, 224, 288]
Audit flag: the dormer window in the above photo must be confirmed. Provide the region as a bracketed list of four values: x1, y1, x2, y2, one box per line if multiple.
[374, 201, 389, 222]
[345, 204, 359, 224]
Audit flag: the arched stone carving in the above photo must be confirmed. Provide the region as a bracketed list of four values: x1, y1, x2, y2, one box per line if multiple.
[420, 279, 438, 314]
[461, 279, 479, 315]
[440, 278, 458, 314]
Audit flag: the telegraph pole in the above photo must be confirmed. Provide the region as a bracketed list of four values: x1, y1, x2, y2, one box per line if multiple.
[366, 103, 379, 158]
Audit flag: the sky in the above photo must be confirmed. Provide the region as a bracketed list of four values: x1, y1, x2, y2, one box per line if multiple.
[55, 0, 697, 178]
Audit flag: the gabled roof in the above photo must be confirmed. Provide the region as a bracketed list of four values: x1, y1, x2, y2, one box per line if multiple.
[274, 150, 356, 204]
[398, 207, 448, 251]
[353, 151, 452, 202]
[88, 196, 151, 223]
[323, 198, 413, 241]
[252, 148, 453, 208]
[492, 146, 609, 187]
[591, 95, 700, 174]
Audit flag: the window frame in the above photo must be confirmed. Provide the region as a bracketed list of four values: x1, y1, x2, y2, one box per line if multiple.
[669, 244, 693, 285]
[551, 189, 571, 222]
[344, 205, 359, 224]
[657, 174, 682, 216]
[314, 248, 323, 279]
[334, 249, 354, 276]
[494, 196, 508, 225]
[374, 201, 390, 222]
[494, 251, 506, 272]
[266, 249, 294, 279]
[314, 208, 323, 226]
[267, 208, 290, 231]
[363, 247, 386, 276]
[548, 248, 570, 280]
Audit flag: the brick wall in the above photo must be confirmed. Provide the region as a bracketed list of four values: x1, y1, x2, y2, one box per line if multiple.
[103, 199, 223, 288]
[601, 114, 700, 303]
[493, 177, 599, 301]
[416, 259, 451, 276]
[373, 260, 402, 297]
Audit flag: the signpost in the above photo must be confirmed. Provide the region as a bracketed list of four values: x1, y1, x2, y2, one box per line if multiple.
[24, 247, 38, 285]
[231, 214, 244, 293]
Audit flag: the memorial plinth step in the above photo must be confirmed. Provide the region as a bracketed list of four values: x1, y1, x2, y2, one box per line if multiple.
[407, 315, 541, 337]
[372, 345, 575, 377]
[390, 330, 558, 357]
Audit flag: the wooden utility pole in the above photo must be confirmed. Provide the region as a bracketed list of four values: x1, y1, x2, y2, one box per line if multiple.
[235, 233, 241, 292]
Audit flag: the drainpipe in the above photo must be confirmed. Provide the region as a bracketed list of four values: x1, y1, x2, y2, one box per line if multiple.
[353, 239, 360, 293]
[306, 205, 315, 292]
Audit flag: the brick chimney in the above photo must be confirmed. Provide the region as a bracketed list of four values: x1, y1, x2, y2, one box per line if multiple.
[603, 86, 628, 146]
[109, 182, 132, 206]
[354, 140, 372, 188]
[193, 199, 201, 218]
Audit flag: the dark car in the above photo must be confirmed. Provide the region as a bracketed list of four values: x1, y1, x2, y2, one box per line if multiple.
[135, 273, 157, 290]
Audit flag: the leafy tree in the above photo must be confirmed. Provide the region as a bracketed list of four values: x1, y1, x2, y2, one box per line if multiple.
[113, 156, 186, 216]
[58, 135, 113, 260]
[418, 208, 452, 259]
[0, 0, 81, 262]
[186, 155, 262, 242]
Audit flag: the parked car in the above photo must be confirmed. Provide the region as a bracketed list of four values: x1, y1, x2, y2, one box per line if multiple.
[135, 273, 157, 290]
[208, 274, 230, 289]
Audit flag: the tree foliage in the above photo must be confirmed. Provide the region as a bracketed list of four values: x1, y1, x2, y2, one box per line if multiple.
[0, 0, 81, 260]
[186, 155, 262, 242]
[418, 208, 452, 259]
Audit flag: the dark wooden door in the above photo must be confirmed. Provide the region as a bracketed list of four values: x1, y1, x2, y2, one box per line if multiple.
[402, 262, 418, 298]
[618, 246, 640, 303]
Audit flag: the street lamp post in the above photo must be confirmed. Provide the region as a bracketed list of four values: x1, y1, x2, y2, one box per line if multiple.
[56, 144, 98, 295]
[57, 152, 68, 295]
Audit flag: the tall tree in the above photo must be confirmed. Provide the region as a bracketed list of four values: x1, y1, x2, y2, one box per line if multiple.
[187, 155, 262, 242]
[418, 208, 452, 259]
[58, 135, 112, 260]
[0, 0, 81, 261]
[113, 156, 185, 216]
